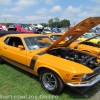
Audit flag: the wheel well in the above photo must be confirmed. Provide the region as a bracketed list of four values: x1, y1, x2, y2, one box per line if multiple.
[38, 67, 47, 75]
[38, 67, 65, 94]
[38, 67, 65, 84]
[38, 67, 58, 75]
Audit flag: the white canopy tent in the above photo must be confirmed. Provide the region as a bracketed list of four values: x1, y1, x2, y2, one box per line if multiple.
[36, 24, 44, 29]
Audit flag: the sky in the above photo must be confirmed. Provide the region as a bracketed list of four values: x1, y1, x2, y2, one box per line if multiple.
[0, 0, 100, 26]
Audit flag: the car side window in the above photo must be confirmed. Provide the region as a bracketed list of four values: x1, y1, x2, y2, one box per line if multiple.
[4, 37, 24, 48]
[4, 37, 10, 44]
[50, 35, 54, 40]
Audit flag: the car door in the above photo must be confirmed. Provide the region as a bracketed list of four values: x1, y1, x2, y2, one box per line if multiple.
[2, 36, 27, 65]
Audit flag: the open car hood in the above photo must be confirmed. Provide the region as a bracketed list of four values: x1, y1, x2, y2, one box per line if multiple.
[45, 17, 100, 52]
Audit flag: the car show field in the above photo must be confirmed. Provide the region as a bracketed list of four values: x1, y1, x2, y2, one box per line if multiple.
[1, 0, 100, 99]
[0, 17, 100, 100]
[0, 64, 100, 100]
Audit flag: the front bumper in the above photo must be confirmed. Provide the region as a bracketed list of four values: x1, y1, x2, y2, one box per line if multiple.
[67, 75, 100, 87]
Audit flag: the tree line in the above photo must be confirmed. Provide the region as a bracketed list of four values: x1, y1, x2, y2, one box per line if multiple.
[40, 17, 70, 28]
[3, 17, 70, 28]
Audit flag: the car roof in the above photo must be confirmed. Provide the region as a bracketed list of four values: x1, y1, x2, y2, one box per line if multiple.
[46, 33, 64, 36]
[51, 33, 65, 35]
[5, 33, 47, 38]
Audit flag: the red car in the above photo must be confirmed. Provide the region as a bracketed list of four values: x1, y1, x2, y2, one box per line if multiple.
[8, 24, 34, 33]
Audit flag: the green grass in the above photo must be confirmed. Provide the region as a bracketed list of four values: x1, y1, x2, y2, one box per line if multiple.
[0, 63, 100, 100]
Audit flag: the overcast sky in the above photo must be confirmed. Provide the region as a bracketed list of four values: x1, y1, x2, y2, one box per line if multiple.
[0, 0, 100, 25]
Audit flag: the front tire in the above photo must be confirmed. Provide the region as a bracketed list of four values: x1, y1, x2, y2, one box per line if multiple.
[39, 69, 64, 94]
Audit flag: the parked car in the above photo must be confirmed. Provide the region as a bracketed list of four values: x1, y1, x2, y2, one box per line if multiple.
[46, 32, 100, 58]
[8, 24, 34, 33]
[52, 28, 61, 33]
[69, 35, 100, 59]
[42, 29, 52, 34]
[47, 33, 68, 42]
[48, 33, 64, 39]
[77, 32, 100, 44]
[0, 24, 7, 31]
[0, 17, 100, 94]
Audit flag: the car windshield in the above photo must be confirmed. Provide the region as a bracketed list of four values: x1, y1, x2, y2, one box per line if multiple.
[50, 35, 68, 41]
[24, 36, 53, 50]
[82, 34, 92, 38]
[86, 34, 100, 41]
[50, 35, 61, 40]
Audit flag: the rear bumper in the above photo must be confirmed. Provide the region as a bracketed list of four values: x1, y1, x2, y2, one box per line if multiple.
[67, 75, 100, 87]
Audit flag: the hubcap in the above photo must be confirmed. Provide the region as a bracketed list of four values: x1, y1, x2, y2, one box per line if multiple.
[42, 72, 57, 91]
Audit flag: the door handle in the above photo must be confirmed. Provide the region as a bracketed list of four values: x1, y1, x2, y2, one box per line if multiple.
[4, 47, 7, 49]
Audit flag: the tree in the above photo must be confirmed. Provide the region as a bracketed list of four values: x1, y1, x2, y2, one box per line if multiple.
[48, 18, 70, 28]
[40, 23, 47, 27]
[60, 19, 70, 28]
[54, 17, 60, 27]
[48, 18, 53, 27]
[5, 17, 70, 28]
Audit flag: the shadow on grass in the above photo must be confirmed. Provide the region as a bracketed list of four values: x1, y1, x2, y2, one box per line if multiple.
[2, 62, 100, 99]
[3, 62, 39, 82]
[58, 81, 100, 99]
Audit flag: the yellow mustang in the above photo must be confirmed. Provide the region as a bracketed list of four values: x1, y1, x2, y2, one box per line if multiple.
[47, 33, 65, 40]
[46, 33, 68, 44]
[0, 17, 100, 94]
[77, 32, 100, 44]
[69, 34, 100, 58]
[47, 32, 100, 57]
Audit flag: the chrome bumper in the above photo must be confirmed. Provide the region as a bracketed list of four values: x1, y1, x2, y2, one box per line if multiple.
[67, 75, 100, 87]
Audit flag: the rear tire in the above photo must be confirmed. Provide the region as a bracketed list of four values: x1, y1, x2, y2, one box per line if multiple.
[39, 69, 64, 94]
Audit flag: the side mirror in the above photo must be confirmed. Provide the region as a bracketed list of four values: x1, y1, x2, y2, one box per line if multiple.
[18, 45, 25, 50]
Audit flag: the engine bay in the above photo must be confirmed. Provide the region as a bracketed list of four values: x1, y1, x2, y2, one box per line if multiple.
[47, 47, 99, 70]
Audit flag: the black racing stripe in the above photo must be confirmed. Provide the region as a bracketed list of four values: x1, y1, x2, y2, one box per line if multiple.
[2, 56, 38, 70]
[30, 56, 38, 69]
[2, 56, 28, 68]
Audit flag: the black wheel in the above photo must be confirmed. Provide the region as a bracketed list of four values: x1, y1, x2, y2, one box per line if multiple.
[39, 69, 64, 94]
[0, 56, 3, 64]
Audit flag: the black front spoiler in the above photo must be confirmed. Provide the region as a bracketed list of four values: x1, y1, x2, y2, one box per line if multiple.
[72, 86, 91, 94]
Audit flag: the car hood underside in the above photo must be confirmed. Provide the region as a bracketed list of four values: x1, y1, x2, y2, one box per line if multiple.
[45, 17, 100, 52]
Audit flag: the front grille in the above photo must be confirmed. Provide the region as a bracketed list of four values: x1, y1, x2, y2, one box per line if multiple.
[82, 66, 100, 82]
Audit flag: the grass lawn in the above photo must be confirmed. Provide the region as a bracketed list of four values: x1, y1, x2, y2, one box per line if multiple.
[0, 63, 100, 100]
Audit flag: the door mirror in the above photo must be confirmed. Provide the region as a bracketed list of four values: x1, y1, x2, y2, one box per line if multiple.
[18, 45, 25, 50]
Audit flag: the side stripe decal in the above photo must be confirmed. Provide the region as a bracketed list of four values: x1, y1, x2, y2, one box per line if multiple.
[1, 56, 38, 70]
[30, 56, 38, 70]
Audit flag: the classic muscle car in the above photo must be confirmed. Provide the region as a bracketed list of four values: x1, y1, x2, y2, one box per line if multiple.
[47, 33, 67, 41]
[69, 34, 100, 58]
[47, 32, 100, 57]
[0, 17, 100, 94]
[77, 32, 100, 44]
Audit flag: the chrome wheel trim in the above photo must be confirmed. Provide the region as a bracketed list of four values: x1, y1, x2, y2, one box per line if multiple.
[42, 72, 57, 91]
